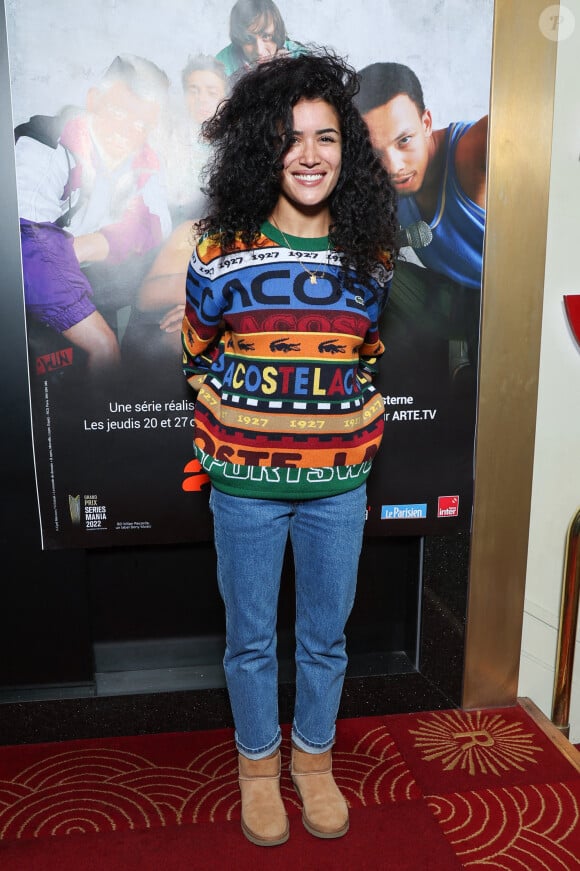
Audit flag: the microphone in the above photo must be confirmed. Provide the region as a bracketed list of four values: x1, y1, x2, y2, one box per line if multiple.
[396, 221, 433, 249]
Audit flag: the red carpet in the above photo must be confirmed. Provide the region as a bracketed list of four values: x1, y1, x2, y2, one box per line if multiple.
[1, 699, 579, 870]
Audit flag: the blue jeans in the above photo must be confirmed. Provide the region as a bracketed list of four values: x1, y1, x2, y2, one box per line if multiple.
[209, 483, 367, 760]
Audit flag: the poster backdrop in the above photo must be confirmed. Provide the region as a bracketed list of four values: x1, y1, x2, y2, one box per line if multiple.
[5, 0, 493, 548]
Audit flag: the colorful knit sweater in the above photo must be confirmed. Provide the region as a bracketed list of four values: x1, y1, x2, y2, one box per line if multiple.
[182, 221, 392, 499]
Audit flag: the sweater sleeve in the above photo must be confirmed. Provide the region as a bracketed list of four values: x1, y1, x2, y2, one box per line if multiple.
[358, 253, 393, 376]
[358, 334, 385, 378]
[181, 240, 225, 390]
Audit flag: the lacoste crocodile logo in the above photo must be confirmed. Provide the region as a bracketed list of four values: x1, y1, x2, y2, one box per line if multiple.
[318, 339, 346, 354]
[270, 337, 301, 352]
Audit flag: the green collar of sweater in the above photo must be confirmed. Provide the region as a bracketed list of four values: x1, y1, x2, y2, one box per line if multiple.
[261, 220, 330, 251]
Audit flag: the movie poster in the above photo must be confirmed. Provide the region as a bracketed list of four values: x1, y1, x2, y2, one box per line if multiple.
[4, 0, 493, 547]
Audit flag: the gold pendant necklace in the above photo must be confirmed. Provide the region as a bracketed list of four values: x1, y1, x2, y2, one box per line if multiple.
[270, 216, 325, 284]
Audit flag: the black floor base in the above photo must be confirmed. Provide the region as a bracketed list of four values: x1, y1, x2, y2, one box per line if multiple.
[0, 672, 455, 746]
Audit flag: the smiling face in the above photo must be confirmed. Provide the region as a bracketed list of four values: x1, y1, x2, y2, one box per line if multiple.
[274, 98, 342, 229]
[363, 93, 432, 196]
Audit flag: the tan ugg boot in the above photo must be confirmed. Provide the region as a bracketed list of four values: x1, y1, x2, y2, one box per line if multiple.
[238, 750, 289, 846]
[291, 746, 349, 839]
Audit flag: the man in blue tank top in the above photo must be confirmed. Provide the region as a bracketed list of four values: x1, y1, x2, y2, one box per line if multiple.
[355, 62, 488, 379]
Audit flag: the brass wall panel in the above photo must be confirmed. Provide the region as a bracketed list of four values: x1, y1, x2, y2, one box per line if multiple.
[462, 0, 558, 707]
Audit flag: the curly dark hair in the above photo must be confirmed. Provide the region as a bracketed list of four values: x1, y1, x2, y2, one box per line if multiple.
[198, 49, 398, 289]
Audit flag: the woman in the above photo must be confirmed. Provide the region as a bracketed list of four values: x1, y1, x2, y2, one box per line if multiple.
[181, 50, 398, 847]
